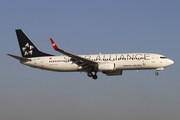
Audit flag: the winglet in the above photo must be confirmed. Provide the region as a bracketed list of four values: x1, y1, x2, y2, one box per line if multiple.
[50, 38, 61, 50]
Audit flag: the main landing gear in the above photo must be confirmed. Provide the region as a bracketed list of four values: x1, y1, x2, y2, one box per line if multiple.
[87, 72, 98, 80]
[155, 71, 159, 76]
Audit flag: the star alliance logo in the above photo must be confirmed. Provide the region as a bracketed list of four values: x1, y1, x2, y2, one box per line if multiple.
[22, 43, 34, 56]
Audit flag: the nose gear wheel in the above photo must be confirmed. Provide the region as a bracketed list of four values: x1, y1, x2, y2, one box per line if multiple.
[155, 71, 159, 76]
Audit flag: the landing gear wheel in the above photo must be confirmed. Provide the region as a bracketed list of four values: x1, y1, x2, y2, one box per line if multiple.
[87, 71, 98, 79]
[155, 72, 159, 76]
[92, 75, 98, 80]
[87, 72, 93, 77]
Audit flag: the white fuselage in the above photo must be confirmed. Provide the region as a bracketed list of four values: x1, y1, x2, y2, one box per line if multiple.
[9, 29, 174, 79]
[22, 53, 174, 72]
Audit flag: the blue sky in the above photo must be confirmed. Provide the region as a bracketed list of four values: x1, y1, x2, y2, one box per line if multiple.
[0, 0, 180, 120]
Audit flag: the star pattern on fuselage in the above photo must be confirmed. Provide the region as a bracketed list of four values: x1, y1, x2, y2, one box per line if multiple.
[22, 43, 34, 56]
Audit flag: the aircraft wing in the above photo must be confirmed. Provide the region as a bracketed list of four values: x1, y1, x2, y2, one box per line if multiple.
[50, 38, 98, 67]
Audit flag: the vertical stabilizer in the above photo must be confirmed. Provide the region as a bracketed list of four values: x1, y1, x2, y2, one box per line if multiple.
[16, 29, 53, 57]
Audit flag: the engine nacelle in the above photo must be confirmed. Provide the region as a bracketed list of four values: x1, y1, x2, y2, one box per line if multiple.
[98, 63, 115, 71]
[103, 70, 123, 76]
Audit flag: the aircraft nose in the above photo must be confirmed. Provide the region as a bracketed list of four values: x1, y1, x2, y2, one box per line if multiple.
[168, 59, 174, 65]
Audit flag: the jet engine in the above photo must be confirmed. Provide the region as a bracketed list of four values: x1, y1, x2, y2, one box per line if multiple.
[98, 63, 116, 71]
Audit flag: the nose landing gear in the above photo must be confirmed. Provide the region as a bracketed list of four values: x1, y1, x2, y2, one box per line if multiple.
[155, 71, 159, 76]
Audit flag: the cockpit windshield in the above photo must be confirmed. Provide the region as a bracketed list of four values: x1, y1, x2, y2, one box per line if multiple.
[160, 56, 167, 59]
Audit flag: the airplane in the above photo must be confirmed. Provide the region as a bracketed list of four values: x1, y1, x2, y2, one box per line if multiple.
[7, 29, 174, 80]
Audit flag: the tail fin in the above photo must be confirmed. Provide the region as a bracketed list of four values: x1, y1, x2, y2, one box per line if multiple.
[16, 29, 53, 58]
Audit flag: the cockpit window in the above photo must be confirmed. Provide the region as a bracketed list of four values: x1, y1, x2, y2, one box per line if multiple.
[160, 57, 167, 59]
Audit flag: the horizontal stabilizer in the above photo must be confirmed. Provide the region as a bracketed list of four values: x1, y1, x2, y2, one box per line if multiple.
[7, 54, 31, 62]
